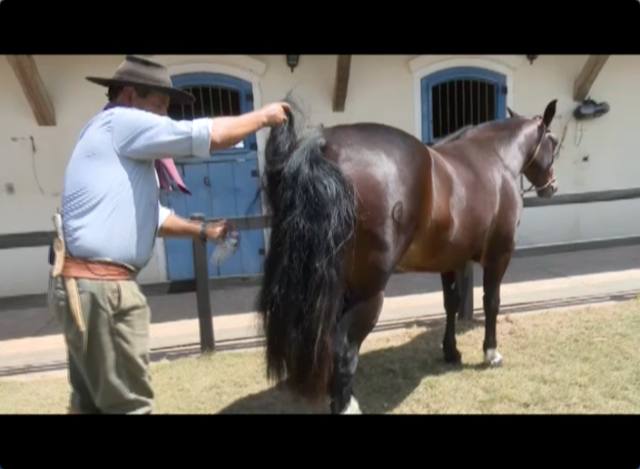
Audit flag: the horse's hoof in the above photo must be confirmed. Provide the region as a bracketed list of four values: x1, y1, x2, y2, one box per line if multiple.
[443, 347, 462, 364]
[341, 396, 362, 415]
[484, 349, 503, 367]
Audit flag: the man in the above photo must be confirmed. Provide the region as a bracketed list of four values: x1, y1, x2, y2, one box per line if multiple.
[49, 55, 289, 414]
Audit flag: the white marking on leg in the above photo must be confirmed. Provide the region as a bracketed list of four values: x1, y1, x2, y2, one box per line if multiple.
[484, 348, 503, 367]
[341, 396, 362, 414]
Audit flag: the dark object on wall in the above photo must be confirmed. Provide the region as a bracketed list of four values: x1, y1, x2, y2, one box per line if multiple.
[573, 99, 610, 120]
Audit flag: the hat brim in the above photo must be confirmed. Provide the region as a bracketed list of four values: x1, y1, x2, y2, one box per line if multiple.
[86, 76, 195, 105]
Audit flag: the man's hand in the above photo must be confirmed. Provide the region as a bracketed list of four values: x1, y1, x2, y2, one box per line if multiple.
[260, 102, 291, 127]
[158, 213, 234, 241]
[204, 220, 233, 241]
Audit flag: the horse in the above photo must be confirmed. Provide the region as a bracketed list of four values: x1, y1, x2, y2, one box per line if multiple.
[257, 97, 559, 413]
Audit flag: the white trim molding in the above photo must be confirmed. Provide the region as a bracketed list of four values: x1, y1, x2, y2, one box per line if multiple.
[156, 55, 267, 78]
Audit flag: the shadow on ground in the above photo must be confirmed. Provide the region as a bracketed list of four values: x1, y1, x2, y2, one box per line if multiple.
[218, 317, 485, 414]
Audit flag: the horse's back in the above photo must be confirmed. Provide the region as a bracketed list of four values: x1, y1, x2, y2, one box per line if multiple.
[323, 123, 430, 180]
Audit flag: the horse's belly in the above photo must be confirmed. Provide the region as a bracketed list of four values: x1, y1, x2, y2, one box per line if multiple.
[397, 242, 463, 273]
[396, 219, 475, 273]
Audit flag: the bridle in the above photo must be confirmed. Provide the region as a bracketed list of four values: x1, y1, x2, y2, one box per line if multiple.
[521, 120, 557, 195]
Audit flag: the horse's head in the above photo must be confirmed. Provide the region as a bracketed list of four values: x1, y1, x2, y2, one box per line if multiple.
[509, 99, 559, 198]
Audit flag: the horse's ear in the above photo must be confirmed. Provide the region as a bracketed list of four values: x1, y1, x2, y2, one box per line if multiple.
[507, 107, 519, 118]
[542, 99, 558, 127]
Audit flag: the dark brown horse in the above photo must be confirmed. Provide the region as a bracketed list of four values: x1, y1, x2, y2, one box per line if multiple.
[258, 98, 558, 413]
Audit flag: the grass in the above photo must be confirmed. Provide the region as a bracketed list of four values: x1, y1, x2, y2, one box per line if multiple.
[1, 300, 639, 414]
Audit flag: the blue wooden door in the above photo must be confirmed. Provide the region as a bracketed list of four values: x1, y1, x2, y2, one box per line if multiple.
[160, 73, 265, 280]
[420, 67, 507, 144]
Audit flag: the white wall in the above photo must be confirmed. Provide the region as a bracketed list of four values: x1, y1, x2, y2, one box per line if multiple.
[255, 54, 416, 130]
[1, 56, 118, 296]
[512, 55, 640, 246]
[1, 54, 639, 296]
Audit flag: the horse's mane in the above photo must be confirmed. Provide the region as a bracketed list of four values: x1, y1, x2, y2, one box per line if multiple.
[432, 118, 521, 147]
[432, 125, 475, 146]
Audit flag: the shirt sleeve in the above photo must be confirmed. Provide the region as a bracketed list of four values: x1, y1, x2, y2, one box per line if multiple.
[111, 107, 213, 160]
[158, 202, 174, 229]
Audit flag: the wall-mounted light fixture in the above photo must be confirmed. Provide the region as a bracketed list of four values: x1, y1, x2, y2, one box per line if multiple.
[286, 55, 300, 73]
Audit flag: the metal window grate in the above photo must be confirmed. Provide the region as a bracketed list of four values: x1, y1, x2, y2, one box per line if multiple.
[431, 79, 497, 140]
[168, 86, 241, 120]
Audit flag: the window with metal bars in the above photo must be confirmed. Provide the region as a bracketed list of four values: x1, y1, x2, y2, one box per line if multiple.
[421, 67, 507, 144]
[168, 85, 242, 120]
[432, 79, 497, 139]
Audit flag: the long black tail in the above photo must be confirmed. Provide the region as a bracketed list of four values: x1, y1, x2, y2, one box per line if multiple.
[258, 98, 357, 399]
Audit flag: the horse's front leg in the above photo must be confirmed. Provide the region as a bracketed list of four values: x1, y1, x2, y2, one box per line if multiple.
[330, 291, 384, 414]
[482, 253, 512, 367]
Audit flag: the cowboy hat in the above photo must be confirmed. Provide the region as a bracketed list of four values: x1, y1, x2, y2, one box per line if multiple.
[86, 55, 194, 105]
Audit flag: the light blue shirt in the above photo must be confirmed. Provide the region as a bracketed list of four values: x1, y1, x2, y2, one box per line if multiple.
[62, 106, 213, 270]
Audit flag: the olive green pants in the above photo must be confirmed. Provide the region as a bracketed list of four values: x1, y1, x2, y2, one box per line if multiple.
[48, 276, 153, 414]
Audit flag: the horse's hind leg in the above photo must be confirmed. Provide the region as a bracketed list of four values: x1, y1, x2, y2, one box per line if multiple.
[441, 271, 462, 363]
[482, 254, 511, 367]
[330, 291, 384, 414]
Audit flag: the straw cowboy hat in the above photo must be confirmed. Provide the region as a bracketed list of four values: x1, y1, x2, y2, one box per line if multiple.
[86, 55, 195, 104]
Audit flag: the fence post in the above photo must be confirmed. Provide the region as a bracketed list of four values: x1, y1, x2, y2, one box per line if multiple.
[190, 213, 215, 352]
[457, 261, 474, 320]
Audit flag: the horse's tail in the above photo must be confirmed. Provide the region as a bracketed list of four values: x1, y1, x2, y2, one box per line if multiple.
[258, 97, 357, 400]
